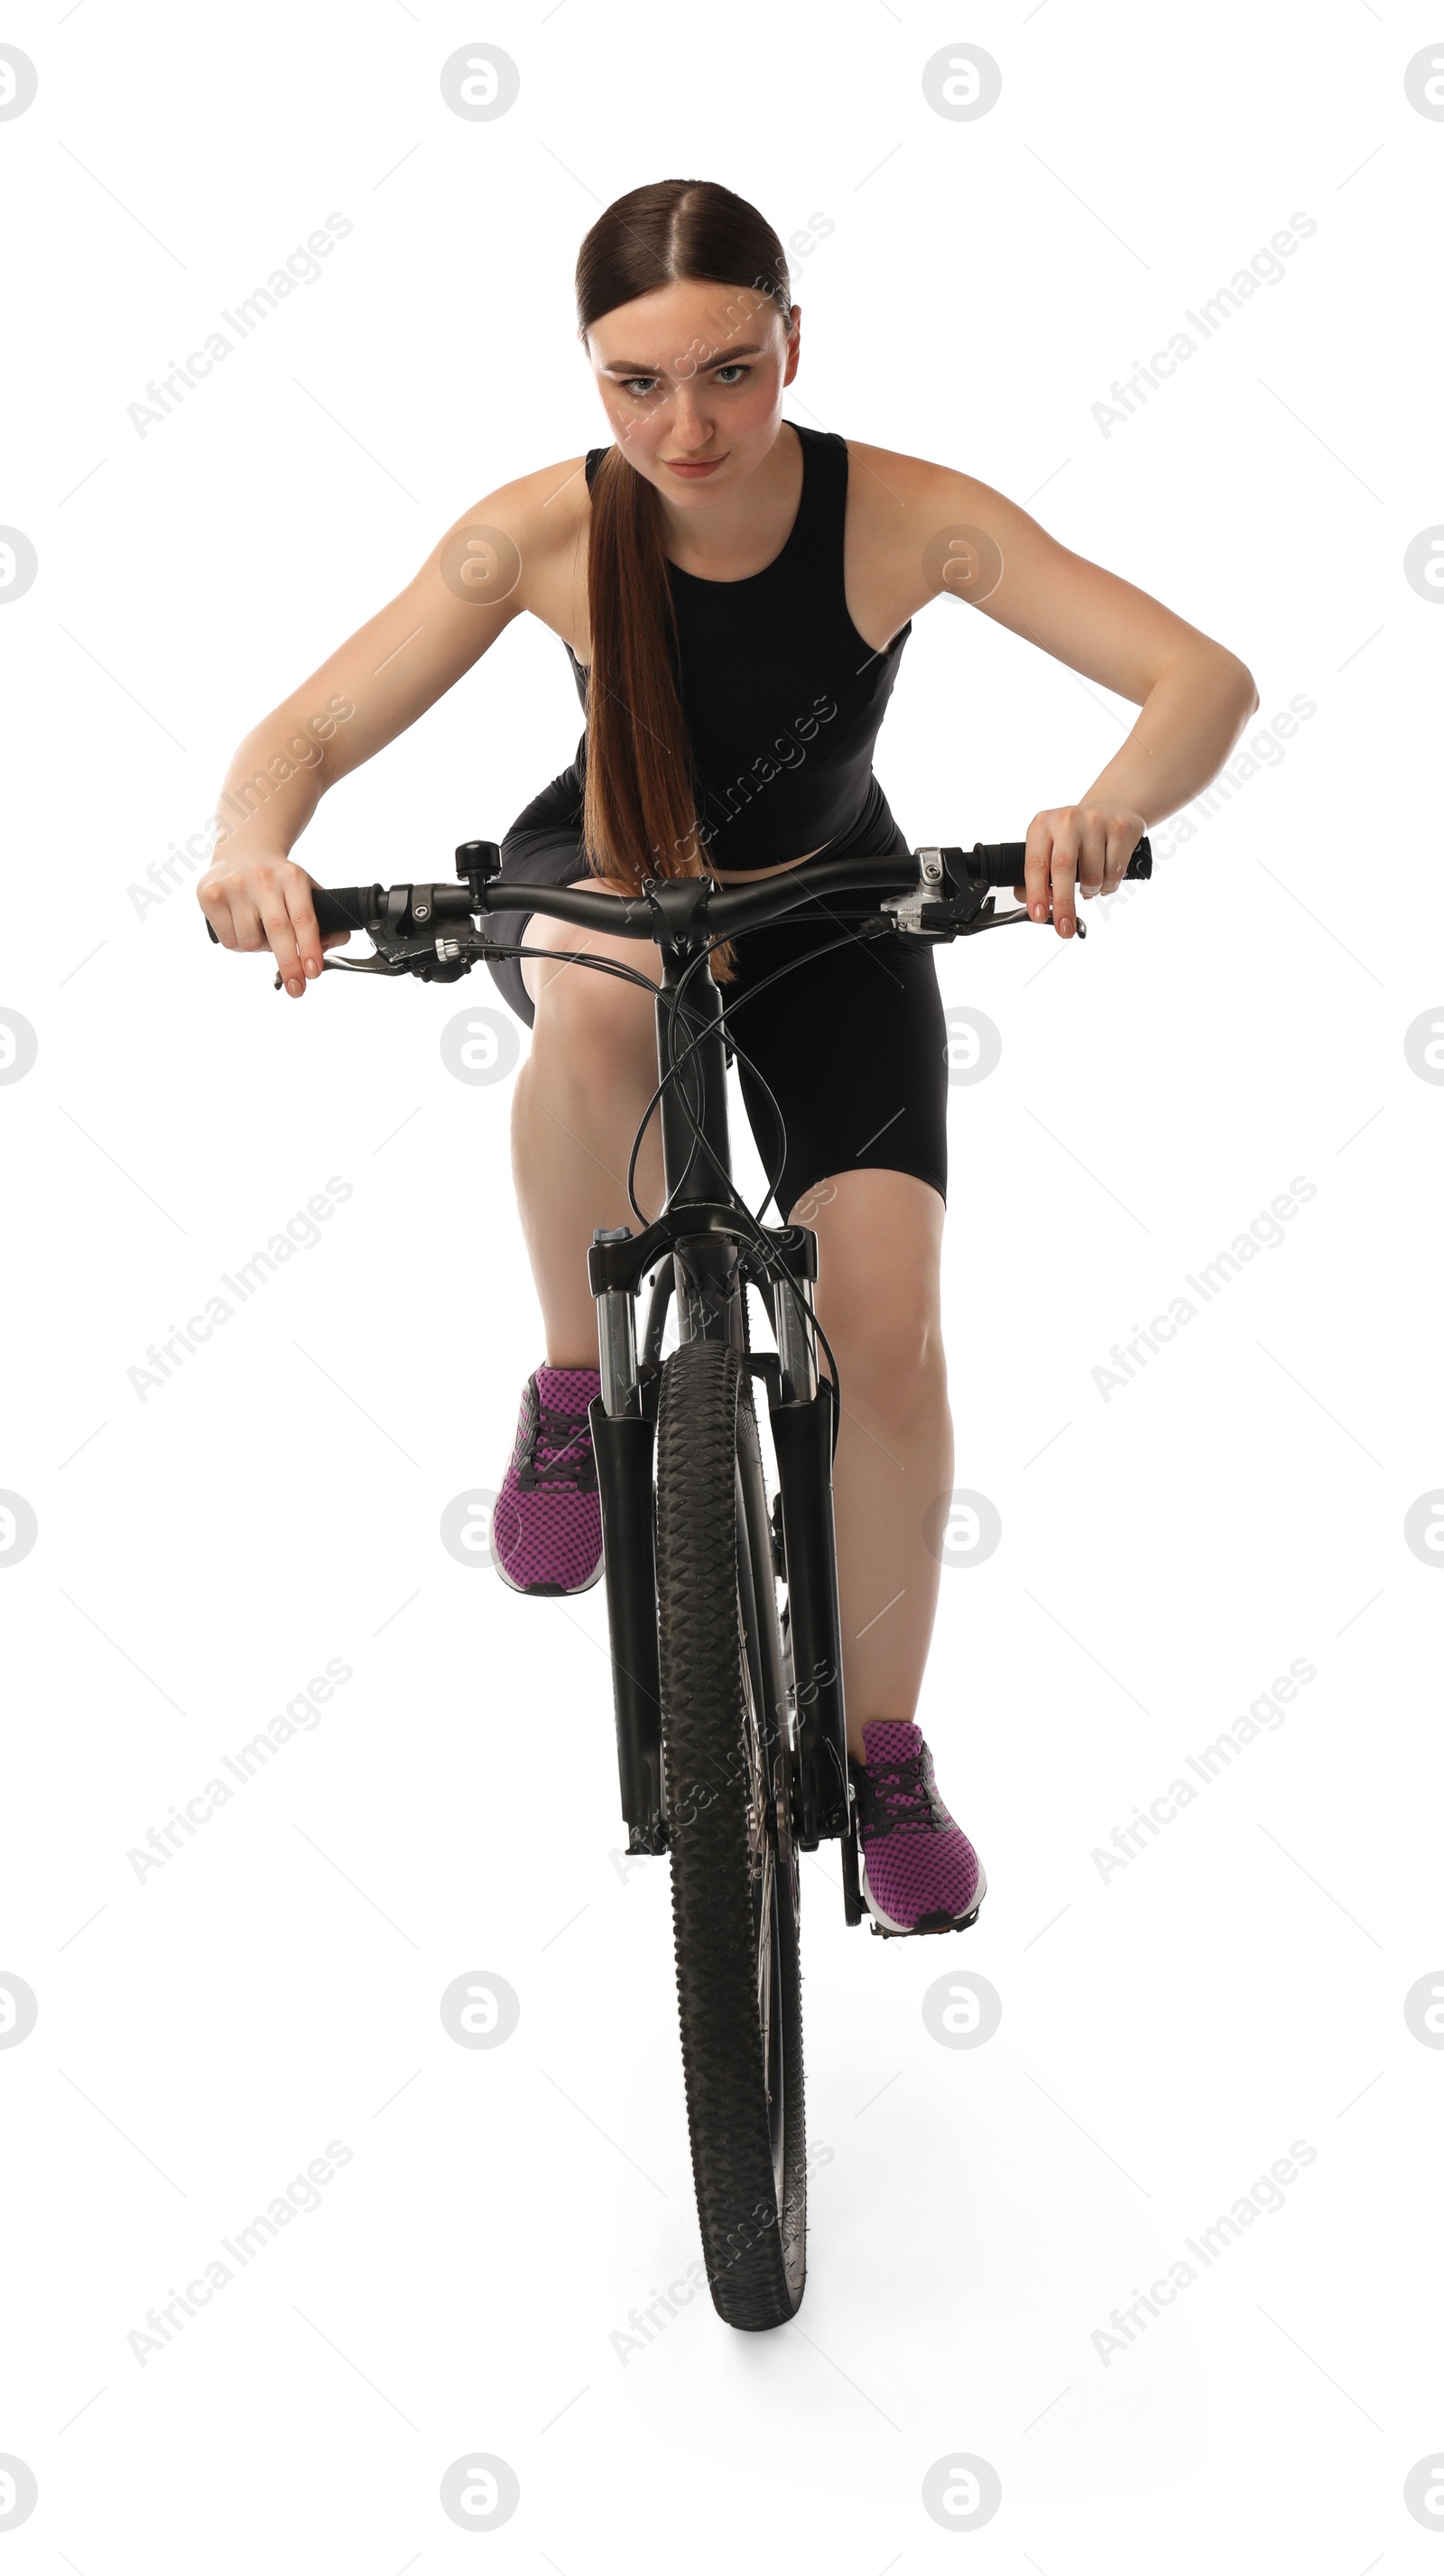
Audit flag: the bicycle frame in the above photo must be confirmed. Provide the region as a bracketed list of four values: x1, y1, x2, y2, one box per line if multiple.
[582, 874, 862, 1915]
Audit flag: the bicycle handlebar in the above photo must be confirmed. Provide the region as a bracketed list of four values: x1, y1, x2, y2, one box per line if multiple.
[202, 836, 1152, 977]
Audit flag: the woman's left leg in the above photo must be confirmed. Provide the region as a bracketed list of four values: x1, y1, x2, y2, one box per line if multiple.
[797, 1169, 951, 1761]
[725, 891, 982, 1929]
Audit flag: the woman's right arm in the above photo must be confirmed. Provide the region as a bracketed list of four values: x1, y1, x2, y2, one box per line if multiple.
[199, 468, 569, 996]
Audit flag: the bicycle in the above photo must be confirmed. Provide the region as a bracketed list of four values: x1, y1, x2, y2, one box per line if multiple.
[207, 829, 1151, 2329]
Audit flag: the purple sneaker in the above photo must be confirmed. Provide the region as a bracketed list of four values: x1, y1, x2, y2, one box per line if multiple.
[493, 1363, 604, 1596]
[849, 1720, 986, 1937]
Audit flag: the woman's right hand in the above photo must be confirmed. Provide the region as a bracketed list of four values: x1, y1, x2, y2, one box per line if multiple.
[197, 850, 351, 999]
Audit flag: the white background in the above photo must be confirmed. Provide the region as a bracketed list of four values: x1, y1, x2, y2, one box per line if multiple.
[2, 2, 1441, 2566]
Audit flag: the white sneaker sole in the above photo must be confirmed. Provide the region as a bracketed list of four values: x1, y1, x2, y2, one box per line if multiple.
[860, 1855, 987, 1939]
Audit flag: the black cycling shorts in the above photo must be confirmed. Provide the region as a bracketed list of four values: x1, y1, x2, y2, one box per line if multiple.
[484, 771, 948, 1226]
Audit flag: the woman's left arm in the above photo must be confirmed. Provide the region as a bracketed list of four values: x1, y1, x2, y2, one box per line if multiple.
[907, 462, 1260, 938]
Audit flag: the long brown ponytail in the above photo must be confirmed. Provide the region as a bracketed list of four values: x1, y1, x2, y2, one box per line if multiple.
[575, 179, 793, 982]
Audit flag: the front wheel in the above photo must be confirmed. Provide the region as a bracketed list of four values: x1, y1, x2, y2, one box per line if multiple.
[655, 1337, 806, 2329]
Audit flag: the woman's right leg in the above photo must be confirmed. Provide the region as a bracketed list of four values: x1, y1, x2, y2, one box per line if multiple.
[511, 878, 667, 1367]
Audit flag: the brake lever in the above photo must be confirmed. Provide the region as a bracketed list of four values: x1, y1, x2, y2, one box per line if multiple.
[273, 924, 490, 988]
[977, 903, 1086, 938]
[270, 950, 419, 989]
[918, 897, 1086, 941]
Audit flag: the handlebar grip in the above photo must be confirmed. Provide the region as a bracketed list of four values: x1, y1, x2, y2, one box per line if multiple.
[976, 837, 1152, 885]
[313, 885, 384, 935]
[203, 884, 383, 945]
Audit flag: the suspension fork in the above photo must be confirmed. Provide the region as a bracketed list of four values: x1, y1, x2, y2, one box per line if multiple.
[585, 913, 738, 1855]
[764, 1251, 861, 1912]
[588, 1246, 666, 1854]
[587, 896, 858, 1909]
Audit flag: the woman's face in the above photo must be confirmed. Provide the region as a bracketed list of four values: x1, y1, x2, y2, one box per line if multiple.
[582, 277, 800, 508]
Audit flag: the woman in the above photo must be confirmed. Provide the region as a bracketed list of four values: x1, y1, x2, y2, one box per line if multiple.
[199, 179, 1257, 1938]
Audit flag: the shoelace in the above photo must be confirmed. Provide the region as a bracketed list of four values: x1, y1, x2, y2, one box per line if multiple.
[522, 1399, 595, 1488]
[856, 1748, 948, 1839]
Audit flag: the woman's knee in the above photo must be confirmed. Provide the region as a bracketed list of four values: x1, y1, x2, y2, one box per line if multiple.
[803, 1172, 946, 1400]
[527, 937, 659, 1089]
[813, 1210, 946, 1407]
[821, 1297, 946, 1411]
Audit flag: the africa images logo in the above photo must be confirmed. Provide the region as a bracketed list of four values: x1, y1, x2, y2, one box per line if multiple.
[125, 215, 354, 437]
[125, 1177, 353, 1400]
[1090, 1175, 1317, 1401]
[1090, 2140, 1318, 2364]
[1089, 213, 1318, 436]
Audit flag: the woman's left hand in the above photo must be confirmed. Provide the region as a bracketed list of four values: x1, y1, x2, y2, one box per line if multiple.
[1014, 804, 1149, 937]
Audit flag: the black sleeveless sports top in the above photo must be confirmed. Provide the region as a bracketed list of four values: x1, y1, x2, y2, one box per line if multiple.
[562, 421, 912, 871]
